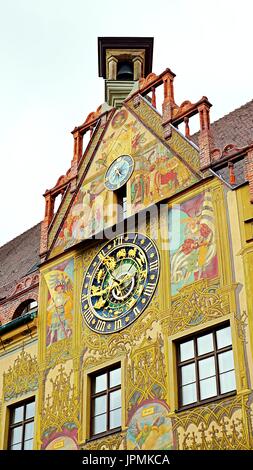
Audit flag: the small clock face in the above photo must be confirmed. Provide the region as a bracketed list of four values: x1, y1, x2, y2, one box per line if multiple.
[105, 155, 134, 191]
[81, 233, 159, 334]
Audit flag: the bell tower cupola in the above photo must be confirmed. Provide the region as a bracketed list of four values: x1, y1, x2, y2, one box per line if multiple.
[98, 37, 153, 108]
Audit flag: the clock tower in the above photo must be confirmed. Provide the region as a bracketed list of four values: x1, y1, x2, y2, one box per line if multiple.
[98, 37, 153, 108]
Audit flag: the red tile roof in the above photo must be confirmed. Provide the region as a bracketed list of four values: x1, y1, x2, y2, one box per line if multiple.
[191, 99, 253, 150]
[0, 223, 41, 299]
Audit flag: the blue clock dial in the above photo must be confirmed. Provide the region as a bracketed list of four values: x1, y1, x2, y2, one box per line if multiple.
[105, 155, 134, 191]
[81, 233, 160, 334]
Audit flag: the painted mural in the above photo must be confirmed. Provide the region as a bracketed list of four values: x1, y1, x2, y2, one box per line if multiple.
[169, 190, 218, 296]
[42, 426, 78, 450]
[52, 174, 107, 256]
[50, 108, 198, 256]
[127, 401, 173, 450]
[44, 259, 74, 346]
[91, 107, 198, 214]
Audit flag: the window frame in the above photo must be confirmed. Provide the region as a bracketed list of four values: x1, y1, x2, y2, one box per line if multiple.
[8, 397, 35, 450]
[89, 363, 122, 439]
[176, 323, 236, 411]
[116, 184, 127, 222]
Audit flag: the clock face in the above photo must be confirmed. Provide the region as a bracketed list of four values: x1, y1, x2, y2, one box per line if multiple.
[105, 155, 134, 191]
[81, 233, 160, 334]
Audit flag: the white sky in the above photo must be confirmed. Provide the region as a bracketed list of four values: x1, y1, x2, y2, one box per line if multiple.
[0, 0, 252, 247]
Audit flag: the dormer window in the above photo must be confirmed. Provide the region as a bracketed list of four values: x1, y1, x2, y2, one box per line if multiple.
[13, 300, 38, 319]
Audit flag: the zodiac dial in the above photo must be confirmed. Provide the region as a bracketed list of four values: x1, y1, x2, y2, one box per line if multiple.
[104, 155, 134, 191]
[81, 233, 160, 334]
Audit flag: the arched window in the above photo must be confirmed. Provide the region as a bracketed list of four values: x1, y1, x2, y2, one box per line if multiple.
[13, 299, 38, 319]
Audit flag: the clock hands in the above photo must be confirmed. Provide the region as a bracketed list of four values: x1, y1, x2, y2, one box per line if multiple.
[91, 272, 135, 300]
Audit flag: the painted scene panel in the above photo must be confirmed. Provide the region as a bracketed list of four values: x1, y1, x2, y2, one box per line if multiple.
[44, 258, 74, 346]
[127, 401, 173, 450]
[53, 174, 107, 255]
[169, 190, 218, 296]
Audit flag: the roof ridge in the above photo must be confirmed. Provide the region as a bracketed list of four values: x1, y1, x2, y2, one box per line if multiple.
[0, 222, 41, 251]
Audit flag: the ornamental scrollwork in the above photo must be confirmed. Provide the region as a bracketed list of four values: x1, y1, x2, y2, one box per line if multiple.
[172, 393, 253, 450]
[81, 305, 160, 369]
[3, 349, 39, 401]
[41, 365, 79, 435]
[45, 338, 72, 369]
[127, 335, 167, 411]
[83, 432, 126, 450]
[165, 279, 231, 335]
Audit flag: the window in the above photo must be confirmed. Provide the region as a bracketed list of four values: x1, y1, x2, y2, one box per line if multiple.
[177, 324, 236, 409]
[117, 185, 127, 222]
[90, 364, 121, 438]
[8, 398, 35, 450]
[13, 299, 38, 319]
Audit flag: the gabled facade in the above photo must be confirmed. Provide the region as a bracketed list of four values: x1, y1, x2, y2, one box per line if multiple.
[1, 37, 253, 451]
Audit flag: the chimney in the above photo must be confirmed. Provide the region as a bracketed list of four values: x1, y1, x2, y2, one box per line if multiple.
[198, 99, 213, 170]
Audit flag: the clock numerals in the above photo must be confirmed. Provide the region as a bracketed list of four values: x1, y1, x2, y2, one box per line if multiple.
[114, 319, 122, 331]
[144, 282, 156, 297]
[81, 233, 159, 334]
[95, 320, 106, 332]
[150, 260, 159, 272]
[113, 235, 124, 247]
[81, 293, 88, 302]
[145, 242, 153, 252]
[133, 306, 140, 317]
[84, 307, 94, 325]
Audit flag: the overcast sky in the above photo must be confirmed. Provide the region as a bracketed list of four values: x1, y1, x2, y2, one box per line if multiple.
[0, 0, 252, 247]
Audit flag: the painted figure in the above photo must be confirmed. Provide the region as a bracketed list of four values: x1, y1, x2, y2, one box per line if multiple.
[127, 401, 173, 450]
[45, 260, 74, 346]
[170, 191, 218, 295]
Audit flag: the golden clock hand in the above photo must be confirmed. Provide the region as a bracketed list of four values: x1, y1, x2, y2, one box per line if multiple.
[99, 254, 120, 283]
[91, 279, 120, 298]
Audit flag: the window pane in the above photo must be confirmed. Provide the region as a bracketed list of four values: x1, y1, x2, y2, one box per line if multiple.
[220, 370, 236, 394]
[180, 340, 194, 362]
[29, 301, 38, 310]
[216, 326, 232, 349]
[110, 389, 121, 411]
[25, 401, 35, 420]
[11, 406, 24, 424]
[24, 439, 33, 450]
[93, 413, 107, 435]
[11, 442, 22, 450]
[24, 422, 34, 441]
[199, 357, 215, 380]
[181, 364, 196, 385]
[110, 367, 121, 388]
[197, 333, 214, 355]
[94, 373, 107, 393]
[94, 396, 107, 416]
[110, 408, 121, 429]
[11, 426, 22, 445]
[181, 383, 197, 406]
[200, 376, 217, 400]
[218, 350, 234, 373]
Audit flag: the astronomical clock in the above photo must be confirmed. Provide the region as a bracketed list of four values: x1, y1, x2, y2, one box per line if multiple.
[81, 233, 160, 333]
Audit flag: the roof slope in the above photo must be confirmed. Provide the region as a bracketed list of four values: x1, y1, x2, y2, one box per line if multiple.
[0, 223, 41, 299]
[191, 99, 253, 149]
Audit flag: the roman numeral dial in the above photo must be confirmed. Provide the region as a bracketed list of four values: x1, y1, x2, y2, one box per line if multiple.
[81, 233, 160, 334]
